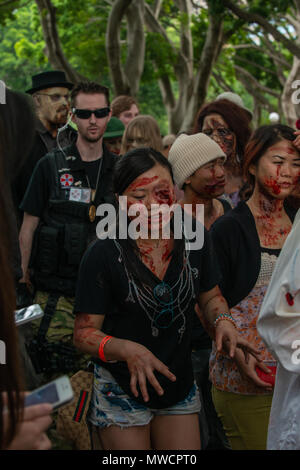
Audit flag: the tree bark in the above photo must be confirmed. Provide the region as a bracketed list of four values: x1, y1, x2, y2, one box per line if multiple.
[179, 10, 224, 133]
[106, 0, 145, 97]
[124, 0, 145, 97]
[223, 0, 300, 59]
[105, 0, 133, 96]
[35, 0, 83, 83]
[281, 3, 300, 126]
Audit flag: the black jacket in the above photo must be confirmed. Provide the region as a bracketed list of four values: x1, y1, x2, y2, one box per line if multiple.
[210, 201, 297, 308]
[12, 121, 76, 224]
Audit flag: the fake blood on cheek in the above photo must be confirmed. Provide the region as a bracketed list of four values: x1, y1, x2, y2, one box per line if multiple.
[264, 177, 281, 195]
[153, 186, 176, 206]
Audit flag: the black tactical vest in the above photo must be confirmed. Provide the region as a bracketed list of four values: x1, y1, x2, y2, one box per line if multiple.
[30, 146, 116, 296]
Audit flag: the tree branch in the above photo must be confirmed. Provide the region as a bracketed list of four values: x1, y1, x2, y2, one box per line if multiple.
[152, 0, 162, 18]
[180, 10, 224, 132]
[223, 0, 300, 59]
[0, 0, 18, 7]
[234, 55, 278, 76]
[144, 2, 175, 52]
[35, 0, 83, 83]
[212, 71, 234, 92]
[282, 57, 300, 127]
[124, 0, 145, 97]
[234, 64, 280, 98]
[105, 0, 134, 95]
[235, 69, 274, 113]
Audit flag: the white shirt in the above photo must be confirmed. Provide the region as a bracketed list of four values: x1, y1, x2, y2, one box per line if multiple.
[257, 209, 300, 449]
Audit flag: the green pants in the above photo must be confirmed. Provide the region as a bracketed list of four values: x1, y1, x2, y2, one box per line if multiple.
[212, 386, 273, 450]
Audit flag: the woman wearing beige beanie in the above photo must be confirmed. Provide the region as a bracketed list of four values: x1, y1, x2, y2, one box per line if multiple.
[168, 132, 232, 230]
[169, 132, 232, 449]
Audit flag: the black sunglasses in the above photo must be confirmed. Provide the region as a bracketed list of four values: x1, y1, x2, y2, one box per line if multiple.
[72, 107, 110, 119]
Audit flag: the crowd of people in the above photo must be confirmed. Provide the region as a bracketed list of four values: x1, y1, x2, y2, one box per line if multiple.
[1, 69, 300, 451]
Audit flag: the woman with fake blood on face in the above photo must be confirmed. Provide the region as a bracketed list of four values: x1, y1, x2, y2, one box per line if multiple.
[204, 124, 300, 450]
[73, 147, 257, 450]
[193, 98, 252, 207]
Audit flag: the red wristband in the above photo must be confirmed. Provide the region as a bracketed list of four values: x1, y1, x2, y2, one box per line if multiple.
[98, 335, 113, 362]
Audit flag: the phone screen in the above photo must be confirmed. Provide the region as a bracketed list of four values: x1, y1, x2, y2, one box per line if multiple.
[25, 383, 59, 407]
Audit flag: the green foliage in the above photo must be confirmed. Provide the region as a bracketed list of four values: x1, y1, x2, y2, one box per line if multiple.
[206, 0, 226, 16]
[0, 0, 296, 129]
[144, 32, 176, 80]
[190, 8, 208, 57]
[51, 0, 110, 80]
[138, 81, 168, 135]
[0, 2, 48, 90]
[247, 0, 291, 17]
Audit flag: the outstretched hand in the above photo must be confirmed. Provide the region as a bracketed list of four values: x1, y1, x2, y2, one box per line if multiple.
[215, 320, 261, 362]
[123, 340, 176, 403]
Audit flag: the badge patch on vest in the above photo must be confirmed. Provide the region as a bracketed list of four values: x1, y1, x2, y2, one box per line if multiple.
[69, 187, 91, 203]
[60, 173, 74, 187]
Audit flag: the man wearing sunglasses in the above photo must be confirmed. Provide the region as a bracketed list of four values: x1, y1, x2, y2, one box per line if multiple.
[18, 81, 116, 394]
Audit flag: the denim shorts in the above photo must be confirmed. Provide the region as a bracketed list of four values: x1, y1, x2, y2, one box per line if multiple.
[88, 364, 201, 429]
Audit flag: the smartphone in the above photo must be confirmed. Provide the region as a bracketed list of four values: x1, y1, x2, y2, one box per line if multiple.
[24, 376, 74, 410]
[15, 304, 44, 326]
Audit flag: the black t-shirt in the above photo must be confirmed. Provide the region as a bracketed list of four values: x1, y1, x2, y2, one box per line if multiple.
[74, 227, 220, 409]
[191, 198, 232, 350]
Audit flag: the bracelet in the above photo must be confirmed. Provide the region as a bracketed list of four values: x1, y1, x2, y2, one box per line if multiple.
[214, 313, 236, 329]
[98, 335, 113, 362]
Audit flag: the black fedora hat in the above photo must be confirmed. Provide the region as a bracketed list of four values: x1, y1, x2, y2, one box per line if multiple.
[26, 70, 73, 94]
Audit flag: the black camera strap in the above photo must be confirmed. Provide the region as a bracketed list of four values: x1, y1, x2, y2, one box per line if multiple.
[36, 293, 60, 342]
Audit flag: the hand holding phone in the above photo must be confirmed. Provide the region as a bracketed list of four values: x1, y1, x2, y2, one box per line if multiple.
[4, 403, 52, 450]
[25, 376, 74, 410]
[15, 304, 44, 326]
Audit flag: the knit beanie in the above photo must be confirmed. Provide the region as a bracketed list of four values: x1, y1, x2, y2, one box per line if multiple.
[168, 133, 226, 189]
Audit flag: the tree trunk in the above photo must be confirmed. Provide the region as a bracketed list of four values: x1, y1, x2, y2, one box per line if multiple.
[281, 3, 300, 127]
[35, 0, 83, 83]
[124, 0, 145, 97]
[106, 0, 145, 98]
[179, 11, 224, 133]
[282, 57, 300, 127]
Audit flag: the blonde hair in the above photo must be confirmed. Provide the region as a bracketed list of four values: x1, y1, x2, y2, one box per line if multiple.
[121, 115, 163, 155]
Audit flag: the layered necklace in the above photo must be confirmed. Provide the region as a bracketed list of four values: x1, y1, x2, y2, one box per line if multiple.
[114, 236, 196, 343]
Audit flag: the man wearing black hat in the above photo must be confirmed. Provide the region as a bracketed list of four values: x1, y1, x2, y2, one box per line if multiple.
[13, 71, 77, 223]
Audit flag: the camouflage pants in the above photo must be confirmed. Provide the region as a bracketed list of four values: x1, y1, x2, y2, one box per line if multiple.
[20, 291, 89, 388]
[18, 292, 91, 449]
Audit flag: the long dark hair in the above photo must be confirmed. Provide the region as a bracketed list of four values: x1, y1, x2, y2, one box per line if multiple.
[243, 124, 297, 189]
[113, 147, 185, 286]
[0, 88, 35, 448]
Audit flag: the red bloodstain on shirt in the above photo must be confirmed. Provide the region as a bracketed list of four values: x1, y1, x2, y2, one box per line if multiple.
[286, 292, 294, 306]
